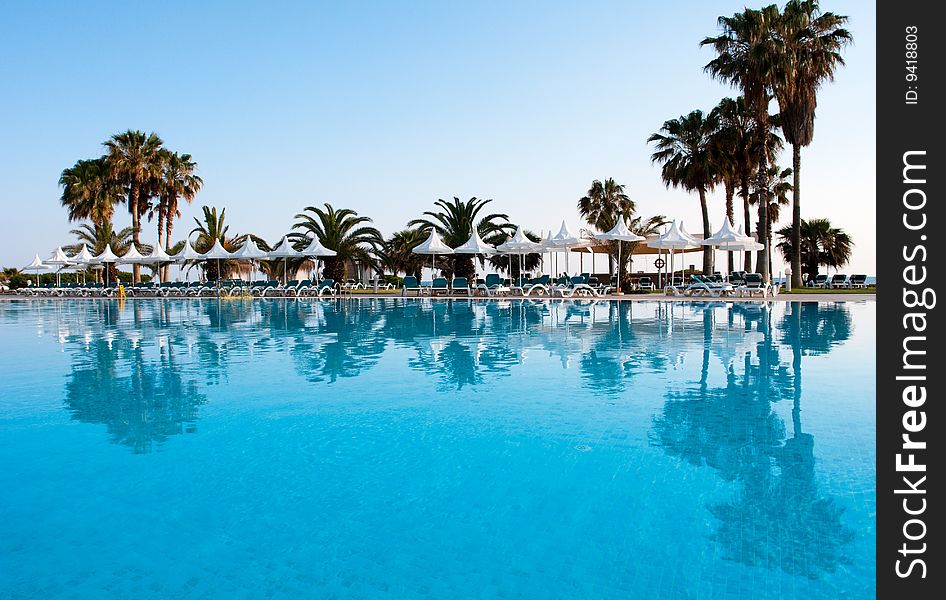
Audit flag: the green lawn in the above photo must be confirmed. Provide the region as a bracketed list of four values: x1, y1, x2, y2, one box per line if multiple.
[782, 286, 875, 294]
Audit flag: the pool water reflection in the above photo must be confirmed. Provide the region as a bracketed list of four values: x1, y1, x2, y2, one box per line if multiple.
[0, 299, 875, 598]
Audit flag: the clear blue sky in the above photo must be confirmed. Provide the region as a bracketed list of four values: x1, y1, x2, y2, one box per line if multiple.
[0, 0, 875, 275]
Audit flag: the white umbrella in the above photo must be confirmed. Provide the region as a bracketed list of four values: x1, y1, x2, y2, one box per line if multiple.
[202, 239, 233, 284]
[170, 242, 203, 282]
[647, 221, 698, 286]
[412, 229, 453, 285]
[134, 244, 172, 283]
[497, 226, 541, 282]
[595, 213, 645, 293]
[91, 245, 120, 287]
[701, 219, 750, 275]
[45, 247, 74, 287]
[545, 221, 580, 280]
[298, 236, 336, 283]
[21, 254, 52, 287]
[69, 245, 96, 284]
[119, 244, 146, 264]
[267, 236, 301, 285]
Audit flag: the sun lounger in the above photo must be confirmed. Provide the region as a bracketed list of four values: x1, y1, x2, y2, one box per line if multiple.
[849, 274, 868, 288]
[638, 277, 654, 291]
[430, 277, 449, 296]
[828, 274, 848, 288]
[401, 276, 423, 296]
[451, 277, 471, 296]
[738, 273, 768, 297]
[808, 274, 828, 288]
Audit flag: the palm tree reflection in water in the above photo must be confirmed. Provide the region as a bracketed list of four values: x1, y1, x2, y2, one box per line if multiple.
[651, 301, 855, 579]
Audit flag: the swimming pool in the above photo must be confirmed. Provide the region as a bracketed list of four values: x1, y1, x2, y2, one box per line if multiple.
[0, 299, 875, 598]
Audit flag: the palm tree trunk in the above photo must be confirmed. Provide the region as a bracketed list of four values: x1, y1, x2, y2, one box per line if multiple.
[740, 172, 752, 272]
[165, 218, 175, 281]
[725, 179, 735, 272]
[790, 144, 803, 288]
[756, 163, 770, 281]
[129, 183, 141, 282]
[699, 188, 712, 275]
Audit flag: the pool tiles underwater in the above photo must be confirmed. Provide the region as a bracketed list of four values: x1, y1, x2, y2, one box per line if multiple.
[0, 299, 875, 598]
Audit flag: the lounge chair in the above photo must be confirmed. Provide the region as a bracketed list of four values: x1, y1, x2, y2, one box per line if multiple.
[808, 274, 829, 288]
[738, 273, 768, 297]
[828, 274, 848, 288]
[401, 276, 423, 296]
[683, 274, 734, 297]
[316, 279, 337, 296]
[451, 277, 471, 296]
[515, 274, 550, 296]
[638, 277, 655, 292]
[849, 274, 868, 289]
[430, 277, 449, 296]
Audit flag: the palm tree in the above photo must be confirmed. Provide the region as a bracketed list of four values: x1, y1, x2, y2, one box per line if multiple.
[408, 197, 513, 281]
[59, 158, 124, 226]
[292, 203, 383, 282]
[382, 229, 429, 280]
[709, 97, 784, 271]
[155, 151, 202, 279]
[104, 130, 164, 282]
[774, 1, 852, 287]
[703, 5, 781, 280]
[190, 206, 245, 281]
[750, 165, 793, 276]
[67, 222, 137, 282]
[776, 217, 852, 283]
[648, 109, 720, 274]
[578, 178, 636, 275]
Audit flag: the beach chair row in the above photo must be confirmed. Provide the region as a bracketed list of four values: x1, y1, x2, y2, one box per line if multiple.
[806, 274, 869, 288]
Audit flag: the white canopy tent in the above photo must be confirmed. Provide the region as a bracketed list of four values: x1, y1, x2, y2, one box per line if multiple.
[412, 229, 453, 282]
[170, 242, 203, 282]
[202, 239, 233, 284]
[701, 219, 752, 275]
[298, 236, 337, 283]
[647, 221, 699, 287]
[594, 214, 645, 293]
[496, 226, 541, 282]
[90, 245, 120, 286]
[267, 236, 301, 285]
[545, 221, 580, 279]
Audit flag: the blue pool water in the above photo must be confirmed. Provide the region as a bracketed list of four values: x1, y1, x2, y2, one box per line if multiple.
[0, 299, 875, 598]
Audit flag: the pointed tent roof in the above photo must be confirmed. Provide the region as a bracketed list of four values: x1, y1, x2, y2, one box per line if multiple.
[22, 254, 51, 273]
[143, 244, 172, 263]
[595, 215, 646, 242]
[46, 246, 72, 265]
[119, 244, 146, 263]
[171, 241, 202, 262]
[647, 221, 699, 250]
[702, 219, 748, 247]
[232, 238, 270, 260]
[453, 229, 496, 254]
[93, 245, 119, 263]
[546, 220, 580, 247]
[72, 244, 95, 264]
[412, 229, 454, 255]
[202, 239, 233, 260]
[266, 236, 300, 258]
[299, 236, 337, 258]
[496, 226, 541, 253]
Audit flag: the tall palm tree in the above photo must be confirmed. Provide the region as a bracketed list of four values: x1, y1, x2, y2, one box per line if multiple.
[408, 197, 513, 281]
[648, 109, 720, 274]
[703, 5, 781, 280]
[774, 1, 852, 287]
[59, 158, 124, 226]
[751, 165, 793, 276]
[155, 151, 202, 279]
[709, 97, 783, 271]
[66, 222, 137, 282]
[292, 203, 383, 282]
[775, 217, 852, 283]
[578, 178, 636, 276]
[104, 130, 164, 282]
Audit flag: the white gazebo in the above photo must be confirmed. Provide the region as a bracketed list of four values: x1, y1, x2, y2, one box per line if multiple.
[267, 236, 301, 285]
[594, 214, 645, 293]
[496, 226, 541, 282]
[647, 221, 699, 286]
[298, 236, 336, 283]
[412, 229, 453, 282]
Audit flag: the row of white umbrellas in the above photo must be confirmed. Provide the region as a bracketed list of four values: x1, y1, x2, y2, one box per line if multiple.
[24, 235, 338, 286]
